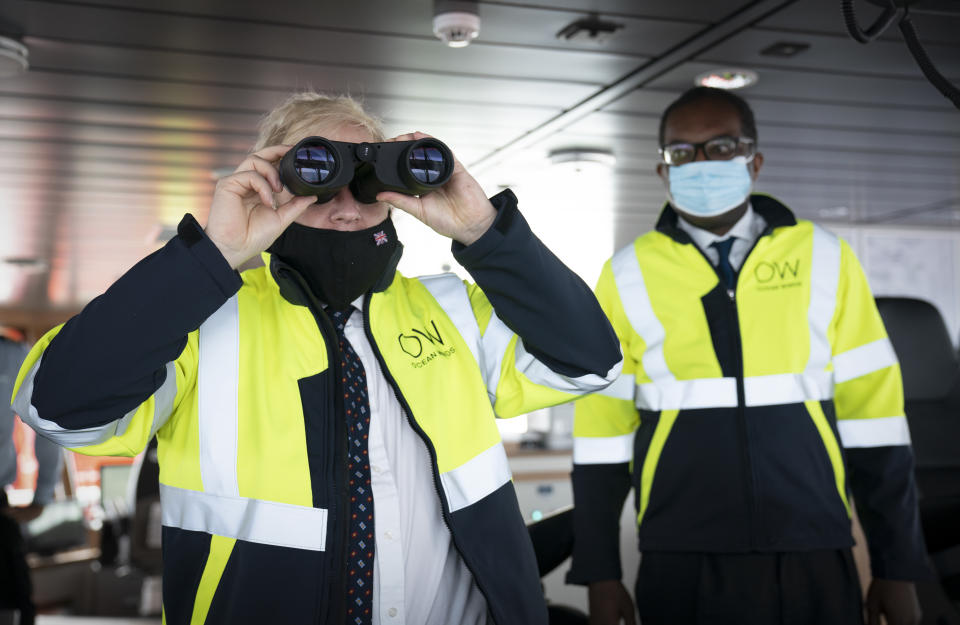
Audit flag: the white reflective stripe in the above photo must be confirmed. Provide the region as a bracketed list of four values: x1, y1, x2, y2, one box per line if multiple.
[14, 356, 178, 448]
[611, 245, 674, 385]
[419, 273, 481, 367]
[806, 225, 841, 375]
[837, 416, 911, 448]
[160, 483, 328, 551]
[833, 338, 898, 384]
[636, 378, 737, 411]
[597, 372, 635, 401]
[514, 341, 622, 396]
[439, 441, 512, 513]
[573, 432, 635, 464]
[198, 295, 240, 497]
[744, 372, 834, 406]
[149, 361, 179, 436]
[480, 311, 514, 403]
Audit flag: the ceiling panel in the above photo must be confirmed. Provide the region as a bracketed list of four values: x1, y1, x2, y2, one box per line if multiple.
[0, 0, 957, 317]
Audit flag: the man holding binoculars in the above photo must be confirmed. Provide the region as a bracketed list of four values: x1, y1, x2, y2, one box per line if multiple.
[12, 92, 622, 624]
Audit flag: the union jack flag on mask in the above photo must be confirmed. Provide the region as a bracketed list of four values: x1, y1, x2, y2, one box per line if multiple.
[373, 230, 389, 246]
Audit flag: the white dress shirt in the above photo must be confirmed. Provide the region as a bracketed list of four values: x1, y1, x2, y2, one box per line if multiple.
[341, 300, 490, 625]
[676, 204, 767, 272]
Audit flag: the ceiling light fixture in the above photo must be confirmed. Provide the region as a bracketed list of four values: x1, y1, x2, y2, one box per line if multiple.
[695, 68, 758, 90]
[433, 0, 481, 48]
[0, 34, 28, 78]
[760, 41, 810, 57]
[548, 148, 616, 173]
[556, 14, 624, 44]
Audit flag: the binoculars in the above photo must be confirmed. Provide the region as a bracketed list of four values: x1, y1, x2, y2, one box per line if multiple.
[279, 136, 454, 204]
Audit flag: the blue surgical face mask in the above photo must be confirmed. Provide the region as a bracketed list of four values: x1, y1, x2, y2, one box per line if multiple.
[666, 156, 753, 217]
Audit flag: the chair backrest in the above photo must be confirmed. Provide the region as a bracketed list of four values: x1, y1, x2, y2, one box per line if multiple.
[875, 297, 959, 401]
[875, 297, 960, 488]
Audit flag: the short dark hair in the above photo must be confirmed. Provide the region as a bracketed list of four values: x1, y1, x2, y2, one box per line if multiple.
[658, 86, 758, 146]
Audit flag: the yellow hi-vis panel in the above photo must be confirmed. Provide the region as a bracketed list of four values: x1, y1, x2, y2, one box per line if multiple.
[190, 535, 237, 625]
[739, 223, 814, 377]
[367, 277, 500, 475]
[638, 234, 725, 382]
[804, 400, 850, 516]
[235, 270, 323, 507]
[637, 409, 679, 525]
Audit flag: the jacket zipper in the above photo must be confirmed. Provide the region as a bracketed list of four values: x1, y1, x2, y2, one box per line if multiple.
[361, 293, 502, 625]
[690, 234, 767, 550]
[277, 268, 350, 625]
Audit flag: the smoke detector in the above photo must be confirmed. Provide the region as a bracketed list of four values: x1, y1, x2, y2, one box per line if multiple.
[433, 0, 480, 48]
[0, 35, 28, 78]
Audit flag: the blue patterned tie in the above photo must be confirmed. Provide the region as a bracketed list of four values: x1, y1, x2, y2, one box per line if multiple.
[329, 308, 375, 625]
[711, 238, 737, 290]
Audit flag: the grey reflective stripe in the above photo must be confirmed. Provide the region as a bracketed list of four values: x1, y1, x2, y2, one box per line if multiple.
[636, 377, 737, 410]
[611, 244, 674, 386]
[514, 340, 622, 396]
[160, 483, 328, 551]
[744, 372, 833, 406]
[806, 225, 841, 378]
[439, 441, 512, 512]
[419, 272, 619, 401]
[573, 432, 635, 464]
[13, 356, 178, 448]
[837, 415, 911, 447]
[418, 273, 482, 366]
[149, 361, 178, 437]
[833, 338, 898, 383]
[597, 372, 635, 401]
[198, 295, 240, 497]
[481, 311, 513, 403]
[418, 273, 495, 400]
[623, 372, 836, 411]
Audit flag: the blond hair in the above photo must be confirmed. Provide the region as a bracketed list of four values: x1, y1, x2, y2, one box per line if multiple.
[253, 92, 385, 151]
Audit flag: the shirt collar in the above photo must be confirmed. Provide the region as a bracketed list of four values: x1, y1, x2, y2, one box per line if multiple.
[676, 203, 760, 250]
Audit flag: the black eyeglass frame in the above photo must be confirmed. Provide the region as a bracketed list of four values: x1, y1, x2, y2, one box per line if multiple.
[658, 135, 756, 166]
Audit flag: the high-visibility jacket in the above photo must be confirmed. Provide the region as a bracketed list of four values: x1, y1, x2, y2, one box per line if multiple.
[13, 191, 622, 625]
[567, 195, 928, 585]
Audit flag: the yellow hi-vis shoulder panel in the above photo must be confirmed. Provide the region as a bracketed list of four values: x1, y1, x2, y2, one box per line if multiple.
[368, 274, 510, 513]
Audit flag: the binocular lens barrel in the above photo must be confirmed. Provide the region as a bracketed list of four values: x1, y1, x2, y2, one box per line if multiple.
[279, 136, 453, 204]
[294, 144, 336, 184]
[408, 146, 446, 184]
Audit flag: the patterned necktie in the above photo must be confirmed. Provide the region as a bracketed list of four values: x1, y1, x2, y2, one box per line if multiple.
[711, 237, 737, 290]
[329, 308, 375, 625]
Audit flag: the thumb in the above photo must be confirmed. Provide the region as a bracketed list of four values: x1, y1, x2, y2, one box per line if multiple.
[275, 195, 317, 228]
[377, 192, 423, 219]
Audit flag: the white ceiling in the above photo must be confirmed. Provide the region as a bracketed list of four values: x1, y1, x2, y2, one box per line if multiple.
[0, 0, 957, 316]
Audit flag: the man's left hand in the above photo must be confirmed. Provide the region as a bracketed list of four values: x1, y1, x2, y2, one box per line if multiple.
[866, 578, 922, 625]
[377, 132, 496, 246]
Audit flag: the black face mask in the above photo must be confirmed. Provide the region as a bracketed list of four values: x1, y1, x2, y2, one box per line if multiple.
[269, 216, 400, 310]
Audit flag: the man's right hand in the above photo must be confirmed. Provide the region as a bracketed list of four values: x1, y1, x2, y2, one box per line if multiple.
[204, 144, 318, 269]
[588, 579, 637, 625]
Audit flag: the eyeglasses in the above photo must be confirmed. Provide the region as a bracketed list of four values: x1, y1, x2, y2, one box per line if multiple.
[659, 135, 756, 166]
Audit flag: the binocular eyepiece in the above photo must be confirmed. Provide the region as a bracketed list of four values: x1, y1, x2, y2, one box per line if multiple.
[279, 136, 454, 204]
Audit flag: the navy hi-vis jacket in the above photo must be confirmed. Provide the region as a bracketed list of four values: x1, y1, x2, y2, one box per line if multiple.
[568, 196, 929, 584]
[12, 191, 622, 625]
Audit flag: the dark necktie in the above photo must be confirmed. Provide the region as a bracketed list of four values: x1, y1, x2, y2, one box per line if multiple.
[329, 308, 375, 625]
[711, 238, 737, 290]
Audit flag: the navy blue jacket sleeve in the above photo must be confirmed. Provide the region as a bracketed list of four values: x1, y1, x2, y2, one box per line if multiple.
[452, 189, 621, 379]
[846, 446, 933, 580]
[32, 214, 241, 430]
[566, 462, 633, 584]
